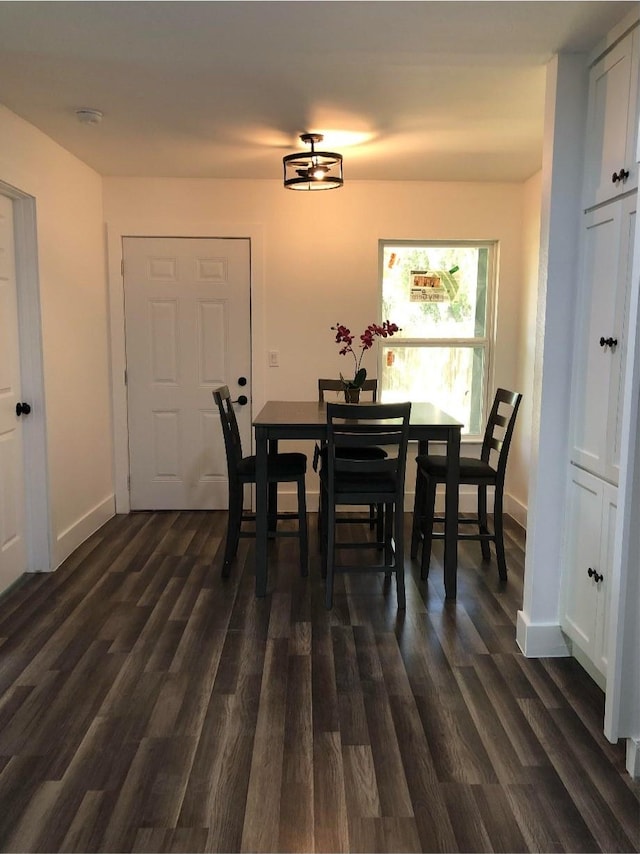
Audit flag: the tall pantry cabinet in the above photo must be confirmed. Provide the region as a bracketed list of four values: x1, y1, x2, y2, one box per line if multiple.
[561, 19, 639, 688]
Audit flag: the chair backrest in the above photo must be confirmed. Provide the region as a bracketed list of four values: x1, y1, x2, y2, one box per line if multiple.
[480, 388, 522, 479]
[213, 385, 243, 478]
[325, 401, 411, 495]
[318, 377, 378, 403]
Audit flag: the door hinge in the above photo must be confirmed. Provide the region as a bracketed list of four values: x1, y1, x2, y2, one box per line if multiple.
[121, 258, 124, 276]
[127, 475, 131, 490]
[124, 369, 128, 386]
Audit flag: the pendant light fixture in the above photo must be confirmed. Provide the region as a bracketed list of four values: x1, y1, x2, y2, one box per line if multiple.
[283, 133, 344, 190]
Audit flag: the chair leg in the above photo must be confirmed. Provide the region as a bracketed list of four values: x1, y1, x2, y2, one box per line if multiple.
[420, 476, 437, 581]
[394, 499, 406, 609]
[320, 484, 328, 580]
[376, 503, 384, 546]
[384, 502, 394, 568]
[478, 484, 491, 561]
[222, 485, 243, 577]
[494, 487, 507, 581]
[325, 500, 336, 609]
[382, 502, 393, 578]
[297, 476, 308, 577]
[411, 469, 426, 558]
[369, 503, 376, 530]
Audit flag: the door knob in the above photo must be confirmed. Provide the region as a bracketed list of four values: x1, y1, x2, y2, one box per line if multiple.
[232, 395, 248, 406]
[238, 376, 248, 386]
[599, 337, 618, 349]
[16, 401, 31, 416]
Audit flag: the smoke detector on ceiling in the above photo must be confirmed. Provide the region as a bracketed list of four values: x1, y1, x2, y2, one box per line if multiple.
[75, 108, 103, 126]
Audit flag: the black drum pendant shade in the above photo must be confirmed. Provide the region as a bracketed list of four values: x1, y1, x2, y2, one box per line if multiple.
[283, 133, 344, 190]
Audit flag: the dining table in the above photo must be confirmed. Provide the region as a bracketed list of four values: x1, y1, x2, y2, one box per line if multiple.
[252, 399, 463, 599]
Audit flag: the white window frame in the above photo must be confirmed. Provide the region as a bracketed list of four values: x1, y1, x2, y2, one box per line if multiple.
[378, 239, 497, 440]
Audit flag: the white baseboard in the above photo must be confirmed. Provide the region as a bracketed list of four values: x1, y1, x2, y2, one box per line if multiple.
[505, 494, 527, 529]
[54, 494, 115, 569]
[275, 485, 527, 522]
[516, 610, 572, 658]
[626, 737, 640, 779]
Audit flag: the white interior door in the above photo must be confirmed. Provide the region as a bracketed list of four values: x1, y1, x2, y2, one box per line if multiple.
[124, 236, 251, 510]
[0, 194, 28, 587]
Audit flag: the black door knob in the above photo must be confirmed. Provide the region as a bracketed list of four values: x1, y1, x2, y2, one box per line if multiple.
[237, 395, 248, 406]
[612, 168, 630, 184]
[599, 336, 618, 349]
[238, 376, 247, 386]
[16, 401, 31, 416]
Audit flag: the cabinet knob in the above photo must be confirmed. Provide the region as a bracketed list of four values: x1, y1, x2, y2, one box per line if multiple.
[612, 168, 630, 184]
[587, 567, 603, 583]
[16, 401, 32, 417]
[599, 336, 618, 349]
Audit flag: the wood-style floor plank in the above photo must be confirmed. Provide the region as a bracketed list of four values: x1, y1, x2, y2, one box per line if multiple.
[0, 510, 637, 853]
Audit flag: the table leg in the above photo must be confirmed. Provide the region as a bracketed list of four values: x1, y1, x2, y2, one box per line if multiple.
[255, 425, 268, 597]
[443, 427, 460, 598]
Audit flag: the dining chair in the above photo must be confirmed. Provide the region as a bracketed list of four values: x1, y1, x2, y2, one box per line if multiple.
[317, 377, 379, 403]
[410, 388, 522, 581]
[319, 401, 411, 609]
[213, 385, 308, 578]
[314, 378, 385, 534]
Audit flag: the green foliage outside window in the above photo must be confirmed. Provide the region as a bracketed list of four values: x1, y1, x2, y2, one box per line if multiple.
[380, 241, 494, 436]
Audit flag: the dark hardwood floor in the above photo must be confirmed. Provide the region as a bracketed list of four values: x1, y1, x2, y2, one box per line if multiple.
[0, 510, 638, 853]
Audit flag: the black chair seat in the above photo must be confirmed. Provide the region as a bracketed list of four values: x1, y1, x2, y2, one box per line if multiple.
[416, 454, 496, 481]
[318, 444, 387, 464]
[238, 452, 307, 479]
[321, 469, 397, 495]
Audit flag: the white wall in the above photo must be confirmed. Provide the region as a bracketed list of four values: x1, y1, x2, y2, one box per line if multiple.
[0, 105, 114, 569]
[0, 100, 536, 579]
[104, 176, 529, 508]
[509, 170, 542, 527]
[518, 54, 588, 658]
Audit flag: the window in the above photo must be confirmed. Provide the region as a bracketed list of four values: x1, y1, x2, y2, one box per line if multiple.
[379, 240, 496, 437]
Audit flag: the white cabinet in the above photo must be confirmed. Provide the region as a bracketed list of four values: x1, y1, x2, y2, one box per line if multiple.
[583, 25, 639, 209]
[561, 466, 617, 682]
[570, 194, 636, 484]
[564, 15, 638, 687]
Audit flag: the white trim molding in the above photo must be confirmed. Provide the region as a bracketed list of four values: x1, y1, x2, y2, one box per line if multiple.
[54, 494, 115, 569]
[516, 609, 571, 658]
[105, 219, 266, 514]
[626, 737, 640, 779]
[0, 182, 52, 574]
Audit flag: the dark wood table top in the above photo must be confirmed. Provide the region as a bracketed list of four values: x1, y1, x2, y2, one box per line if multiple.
[254, 400, 463, 430]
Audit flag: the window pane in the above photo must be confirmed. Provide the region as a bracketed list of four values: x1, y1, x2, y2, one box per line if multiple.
[381, 245, 489, 340]
[380, 345, 485, 434]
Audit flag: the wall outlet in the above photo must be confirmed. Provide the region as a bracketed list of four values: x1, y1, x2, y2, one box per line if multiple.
[268, 350, 279, 367]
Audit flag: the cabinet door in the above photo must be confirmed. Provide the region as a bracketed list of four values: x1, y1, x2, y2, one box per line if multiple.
[583, 28, 639, 208]
[561, 466, 603, 659]
[605, 196, 636, 482]
[594, 483, 617, 676]
[571, 205, 622, 478]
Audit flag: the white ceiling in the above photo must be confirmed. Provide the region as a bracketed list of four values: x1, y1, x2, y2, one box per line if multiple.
[0, 1, 635, 183]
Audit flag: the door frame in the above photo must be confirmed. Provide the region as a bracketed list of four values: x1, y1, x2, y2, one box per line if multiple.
[106, 219, 265, 514]
[0, 181, 52, 574]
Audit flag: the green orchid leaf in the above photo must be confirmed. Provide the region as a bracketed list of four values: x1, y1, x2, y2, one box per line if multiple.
[353, 368, 367, 388]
